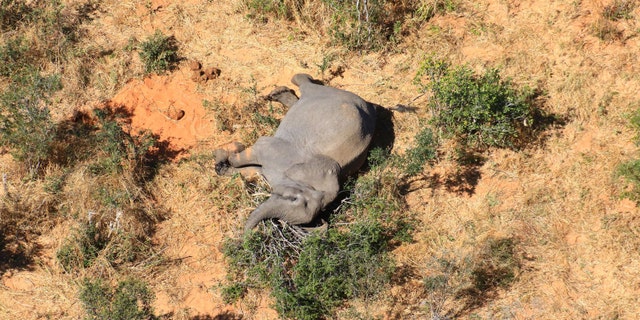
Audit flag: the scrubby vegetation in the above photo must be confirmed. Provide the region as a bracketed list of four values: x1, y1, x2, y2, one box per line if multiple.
[222, 142, 435, 319]
[414, 57, 538, 151]
[80, 278, 155, 320]
[241, 0, 459, 51]
[1, 0, 639, 319]
[616, 106, 640, 203]
[0, 2, 170, 318]
[139, 30, 179, 75]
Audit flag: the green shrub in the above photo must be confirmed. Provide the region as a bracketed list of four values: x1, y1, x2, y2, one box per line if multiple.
[616, 159, 640, 203]
[89, 108, 157, 177]
[415, 57, 537, 150]
[0, 1, 33, 31]
[0, 69, 61, 177]
[221, 283, 247, 304]
[139, 30, 179, 75]
[57, 213, 156, 272]
[244, 0, 294, 20]
[224, 220, 395, 319]
[323, 0, 388, 51]
[57, 222, 106, 272]
[617, 107, 640, 204]
[0, 37, 32, 77]
[400, 127, 438, 176]
[80, 278, 155, 320]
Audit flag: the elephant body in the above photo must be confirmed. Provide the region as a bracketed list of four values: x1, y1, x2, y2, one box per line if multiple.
[215, 74, 377, 232]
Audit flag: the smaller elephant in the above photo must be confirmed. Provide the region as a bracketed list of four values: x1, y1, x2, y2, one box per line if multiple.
[215, 74, 377, 232]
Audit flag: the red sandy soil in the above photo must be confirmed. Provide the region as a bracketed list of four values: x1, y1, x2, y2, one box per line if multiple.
[111, 69, 220, 153]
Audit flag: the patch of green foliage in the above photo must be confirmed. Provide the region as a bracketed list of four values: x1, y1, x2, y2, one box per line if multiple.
[415, 57, 537, 150]
[80, 278, 155, 320]
[139, 30, 179, 75]
[0, 0, 100, 177]
[223, 150, 417, 319]
[0, 69, 62, 177]
[221, 282, 247, 304]
[57, 222, 106, 272]
[323, 0, 389, 51]
[616, 158, 640, 203]
[243, 0, 294, 20]
[57, 217, 155, 273]
[0, 37, 31, 77]
[89, 109, 157, 177]
[400, 126, 439, 176]
[616, 107, 640, 204]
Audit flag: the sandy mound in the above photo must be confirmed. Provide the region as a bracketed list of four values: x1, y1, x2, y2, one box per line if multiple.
[109, 68, 220, 154]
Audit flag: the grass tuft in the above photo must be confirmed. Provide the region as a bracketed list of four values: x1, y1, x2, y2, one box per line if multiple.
[603, 0, 636, 21]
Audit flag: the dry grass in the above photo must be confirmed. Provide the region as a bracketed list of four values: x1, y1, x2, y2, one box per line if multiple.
[1, 0, 640, 318]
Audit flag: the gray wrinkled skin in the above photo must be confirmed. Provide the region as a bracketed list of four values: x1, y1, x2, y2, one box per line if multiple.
[214, 74, 377, 233]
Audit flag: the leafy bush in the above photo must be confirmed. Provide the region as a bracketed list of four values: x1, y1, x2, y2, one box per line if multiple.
[80, 278, 155, 320]
[415, 0, 458, 22]
[0, 69, 61, 177]
[616, 159, 640, 203]
[0, 37, 32, 77]
[243, 0, 294, 20]
[139, 30, 179, 75]
[89, 108, 158, 178]
[616, 107, 640, 204]
[57, 222, 106, 272]
[400, 127, 439, 176]
[57, 202, 159, 272]
[415, 58, 537, 150]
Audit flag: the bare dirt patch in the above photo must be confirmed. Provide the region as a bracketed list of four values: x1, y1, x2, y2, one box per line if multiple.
[108, 69, 222, 154]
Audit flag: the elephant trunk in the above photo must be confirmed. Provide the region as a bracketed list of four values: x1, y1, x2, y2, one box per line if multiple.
[244, 205, 277, 233]
[243, 187, 322, 233]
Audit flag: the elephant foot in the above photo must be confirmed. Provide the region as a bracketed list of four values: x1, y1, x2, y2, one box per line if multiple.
[266, 86, 299, 108]
[215, 160, 231, 175]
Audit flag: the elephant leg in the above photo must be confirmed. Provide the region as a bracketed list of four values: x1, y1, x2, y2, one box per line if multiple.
[227, 146, 261, 168]
[216, 165, 264, 179]
[214, 142, 246, 175]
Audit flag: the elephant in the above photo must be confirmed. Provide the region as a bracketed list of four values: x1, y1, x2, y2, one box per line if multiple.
[214, 73, 377, 233]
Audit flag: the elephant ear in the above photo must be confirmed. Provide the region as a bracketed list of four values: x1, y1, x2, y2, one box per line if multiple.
[284, 156, 340, 206]
[244, 184, 325, 233]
